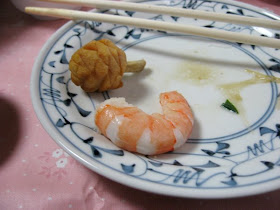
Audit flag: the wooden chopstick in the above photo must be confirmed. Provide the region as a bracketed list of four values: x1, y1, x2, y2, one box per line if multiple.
[25, 7, 280, 48]
[37, 0, 280, 30]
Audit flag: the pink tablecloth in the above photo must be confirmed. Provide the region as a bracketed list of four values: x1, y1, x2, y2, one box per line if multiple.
[1, 0, 280, 209]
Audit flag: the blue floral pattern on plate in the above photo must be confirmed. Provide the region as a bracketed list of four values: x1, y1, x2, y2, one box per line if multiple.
[31, 0, 280, 198]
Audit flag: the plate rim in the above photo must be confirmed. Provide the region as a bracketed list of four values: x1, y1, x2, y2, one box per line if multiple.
[30, 0, 280, 199]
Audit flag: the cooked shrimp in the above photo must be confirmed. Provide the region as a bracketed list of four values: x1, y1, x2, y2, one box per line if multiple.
[95, 91, 194, 155]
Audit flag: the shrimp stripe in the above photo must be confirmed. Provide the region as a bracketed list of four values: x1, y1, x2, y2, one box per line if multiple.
[117, 111, 149, 152]
[173, 128, 185, 149]
[150, 114, 176, 154]
[106, 115, 124, 144]
[136, 128, 156, 155]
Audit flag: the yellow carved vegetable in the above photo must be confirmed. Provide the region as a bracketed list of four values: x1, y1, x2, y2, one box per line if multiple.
[69, 39, 146, 92]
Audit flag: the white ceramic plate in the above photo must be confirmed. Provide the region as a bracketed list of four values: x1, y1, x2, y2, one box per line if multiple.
[31, 0, 280, 198]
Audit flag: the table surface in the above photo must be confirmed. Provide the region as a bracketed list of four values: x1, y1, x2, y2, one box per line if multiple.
[1, 0, 280, 209]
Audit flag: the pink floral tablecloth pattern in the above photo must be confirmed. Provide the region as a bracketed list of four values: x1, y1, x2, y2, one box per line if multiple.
[1, 0, 280, 209]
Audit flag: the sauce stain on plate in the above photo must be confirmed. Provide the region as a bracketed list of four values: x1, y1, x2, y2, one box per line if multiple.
[174, 61, 222, 85]
[173, 61, 280, 126]
[219, 69, 280, 115]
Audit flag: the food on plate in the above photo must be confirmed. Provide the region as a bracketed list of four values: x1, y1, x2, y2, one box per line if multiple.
[95, 91, 194, 155]
[221, 99, 239, 114]
[69, 39, 146, 92]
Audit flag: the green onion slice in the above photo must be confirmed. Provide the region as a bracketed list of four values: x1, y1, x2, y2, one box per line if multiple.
[221, 99, 239, 114]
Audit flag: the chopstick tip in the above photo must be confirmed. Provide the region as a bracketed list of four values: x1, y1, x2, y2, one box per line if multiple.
[25, 7, 32, 13]
[24, 6, 46, 15]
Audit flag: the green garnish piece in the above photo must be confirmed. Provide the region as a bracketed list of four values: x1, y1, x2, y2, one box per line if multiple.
[221, 99, 239, 114]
